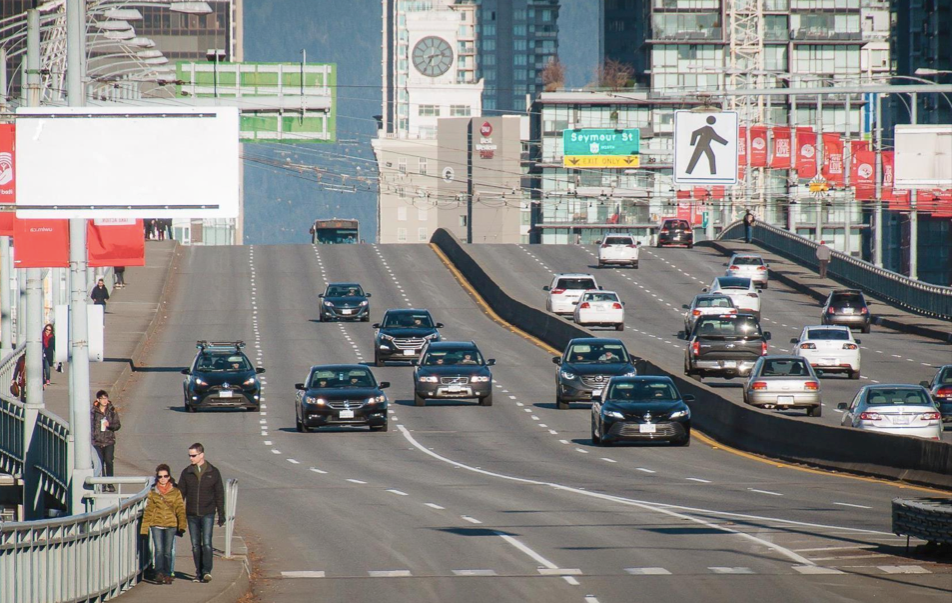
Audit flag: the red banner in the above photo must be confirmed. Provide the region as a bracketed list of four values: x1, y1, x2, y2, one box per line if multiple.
[693, 187, 708, 200]
[851, 149, 876, 200]
[13, 219, 69, 267]
[851, 140, 870, 156]
[882, 151, 894, 188]
[87, 219, 146, 267]
[749, 126, 768, 168]
[0, 125, 14, 236]
[738, 126, 747, 180]
[676, 190, 691, 200]
[821, 133, 845, 186]
[796, 128, 817, 178]
[770, 126, 792, 169]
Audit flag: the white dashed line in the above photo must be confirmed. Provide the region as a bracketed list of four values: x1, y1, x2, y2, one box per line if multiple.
[425, 503, 445, 510]
[309, 467, 327, 474]
[461, 515, 482, 524]
[346, 479, 367, 485]
[748, 488, 783, 497]
[387, 489, 409, 496]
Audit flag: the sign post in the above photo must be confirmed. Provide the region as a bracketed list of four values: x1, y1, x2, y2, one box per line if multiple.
[562, 128, 640, 168]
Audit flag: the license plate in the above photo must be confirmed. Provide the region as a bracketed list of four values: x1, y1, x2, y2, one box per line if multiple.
[721, 361, 737, 368]
[820, 358, 837, 366]
[596, 307, 606, 312]
[339, 409, 355, 419]
[403, 349, 415, 356]
[640, 424, 657, 433]
[218, 390, 233, 398]
[843, 308, 854, 314]
[592, 389, 602, 397]
[341, 309, 353, 315]
[777, 396, 794, 405]
[445, 386, 465, 393]
[892, 415, 910, 425]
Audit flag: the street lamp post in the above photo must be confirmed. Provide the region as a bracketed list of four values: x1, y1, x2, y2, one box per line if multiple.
[206, 48, 226, 98]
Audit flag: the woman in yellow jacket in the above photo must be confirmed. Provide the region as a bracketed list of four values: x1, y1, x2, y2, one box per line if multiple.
[141, 463, 187, 584]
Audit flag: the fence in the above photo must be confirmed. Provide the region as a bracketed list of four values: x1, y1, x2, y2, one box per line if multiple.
[718, 220, 952, 321]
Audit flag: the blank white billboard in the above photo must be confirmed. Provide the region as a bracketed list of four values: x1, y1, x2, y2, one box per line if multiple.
[894, 125, 952, 189]
[15, 106, 239, 218]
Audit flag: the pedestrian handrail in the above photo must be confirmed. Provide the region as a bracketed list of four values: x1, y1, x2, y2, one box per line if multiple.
[717, 220, 952, 321]
[224, 478, 238, 558]
[0, 480, 151, 603]
[0, 346, 27, 480]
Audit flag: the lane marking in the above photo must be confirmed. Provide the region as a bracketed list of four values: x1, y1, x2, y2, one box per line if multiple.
[287, 459, 300, 465]
[601, 458, 617, 463]
[309, 467, 327, 474]
[686, 478, 711, 483]
[709, 567, 755, 574]
[748, 488, 783, 497]
[425, 503, 445, 510]
[494, 532, 559, 570]
[635, 468, 656, 474]
[461, 515, 482, 524]
[281, 571, 325, 578]
[346, 479, 367, 484]
[625, 567, 671, 575]
[538, 568, 582, 576]
[879, 565, 931, 574]
[452, 569, 497, 576]
[368, 570, 412, 578]
[792, 566, 845, 575]
[833, 502, 873, 509]
[271, 449, 281, 455]
[563, 576, 580, 585]
[387, 489, 409, 496]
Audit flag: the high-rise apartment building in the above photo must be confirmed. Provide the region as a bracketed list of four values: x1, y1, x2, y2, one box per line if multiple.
[890, 0, 952, 126]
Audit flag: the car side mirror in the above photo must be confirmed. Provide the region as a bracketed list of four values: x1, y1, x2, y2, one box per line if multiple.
[637, 242, 642, 246]
[372, 323, 381, 329]
[366, 293, 372, 297]
[436, 323, 445, 328]
[410, 360, 418, 366]
[763, 332, 772, 340]
[702, 288, 708, 293]
[294, 383, 305, 390]
[920, 380, 931, 388]
[854, 339, 861, 344]
[487, 359, 496, 366]
[378, 381, 390, 389]
[598, 286, 604, 290]
[683, 394, 695, 402]
[543, 285, 550, 291]
[591, 394, 601, 403]
[318, 293, 324, 298]
[837, 403, 848, 410]
[256, 367, 266, 374]
[789, 338, 798, 344]
[552, 357, 562, 365]
[682, 304, 689, 309]
[181, 368, 190, 375]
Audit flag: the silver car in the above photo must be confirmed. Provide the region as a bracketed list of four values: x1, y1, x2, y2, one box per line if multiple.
[743, 355, 822, 416]
[682, 293, 737, 335]
[725, 253, 769, 288]
[838, 385, 942, 440]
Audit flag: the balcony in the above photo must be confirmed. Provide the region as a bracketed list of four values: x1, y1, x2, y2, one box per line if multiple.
[791, 29, 862, 42]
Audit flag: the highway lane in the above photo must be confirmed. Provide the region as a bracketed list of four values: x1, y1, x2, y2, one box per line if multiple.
[118, 243, 950, 603]
[464, 243, 951, 441]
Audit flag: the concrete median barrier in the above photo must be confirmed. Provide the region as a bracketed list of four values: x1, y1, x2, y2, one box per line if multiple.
[431, 228, 952, 490]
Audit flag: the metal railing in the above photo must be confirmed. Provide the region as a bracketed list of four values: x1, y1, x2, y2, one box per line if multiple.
[0, 346, 27, 479]
[718, 220, 952, 321]
[224, 478, 238, 558]
[0, 481, 151, 603]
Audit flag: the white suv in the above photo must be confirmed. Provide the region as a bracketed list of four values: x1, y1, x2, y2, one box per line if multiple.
[544, 273, 600, 315]
[597, 234, 640, 268]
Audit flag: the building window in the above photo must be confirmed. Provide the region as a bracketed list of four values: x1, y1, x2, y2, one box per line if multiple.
[397, 228, 407, 242]
[418, 208, 428, 222]
[513, 25, 526, 36]
[514, 39, 527, 51]
[418, 104, 440, 117]
[397, 206, 407, 221]
[514, 55, 527, 66]
[398, 159, 407, 174]
[483, 23, 495, 36]
[542, 9, 552, 22]
[483, 54, 496, 66]
[483, 68, 496, 81]
[418, 126, 437, 139]
[484, 98, 496, 110]
[419, 158, 428, 175]
[514, 9, 526, 21]
[514, 69, 528, 81]
[418, 228, 428, 242]
[450, 104, 471, 116]
[483, 39, 495, 52]
[459, 215, 468, 228]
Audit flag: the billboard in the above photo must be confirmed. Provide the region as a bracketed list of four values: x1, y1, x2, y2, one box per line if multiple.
[15, 106, 239, 219]
[894, 125, 952, 189]
[562, 128, 640, 168]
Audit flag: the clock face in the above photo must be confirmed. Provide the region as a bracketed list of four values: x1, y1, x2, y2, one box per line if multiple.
[412, 36, 453, 77]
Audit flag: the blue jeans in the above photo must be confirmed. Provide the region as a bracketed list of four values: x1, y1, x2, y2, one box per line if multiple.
[744, 224, 752, 243]
[187, 514, 215, 577]
[150, 527, 175, 577]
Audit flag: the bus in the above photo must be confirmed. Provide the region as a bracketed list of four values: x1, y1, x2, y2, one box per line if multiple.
[310, 219, 360, 244]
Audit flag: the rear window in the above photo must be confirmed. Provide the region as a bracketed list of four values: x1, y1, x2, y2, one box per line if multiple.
[608, 381, 678, 402]
[761, 359, 810, 377]
[326, 285, 364, 297]
[866, 389, 934, 407]
[694, 316, 762, 338]
[556, 278, 597, 291]
[697, 296, 734, 309]
[732, 256, 764, 266]
[938, 368, 952, 385]
[581, 292, 619, 303]
[831, 292, 865, 304]
[663, 220, 690, 229]
[717, 277, 752, 289]
[806, 329, 850, 340]
[196, 353, 252, 371]
[422, 348, 484, 366]
[604, 237, 633, 245]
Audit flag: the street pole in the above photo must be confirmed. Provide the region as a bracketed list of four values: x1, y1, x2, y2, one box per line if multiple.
[788, 85, 798, 232]
[909, 92, 918, 280]
[0, 46, 9, 359]
[874, 93, 883, 267]
[67, 0, 93, 514]
[843, 95, 852, 256]
[815, 94, 824, 242]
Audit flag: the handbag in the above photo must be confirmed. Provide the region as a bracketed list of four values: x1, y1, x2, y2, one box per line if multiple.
[10, 382, 20, 397]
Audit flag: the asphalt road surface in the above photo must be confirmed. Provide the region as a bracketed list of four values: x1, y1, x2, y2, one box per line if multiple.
[118, 243, 951, 603]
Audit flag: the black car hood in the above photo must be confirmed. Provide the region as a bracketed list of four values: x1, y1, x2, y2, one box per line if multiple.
[304, 387, 382, 400]
[563, 362, 635, 376]
[324, 296, 367, 307]
[378, 327, 438, 338]
[193, 370, 256, 386]
[604, 400, 686, 415]
[416, 365, 491, 377]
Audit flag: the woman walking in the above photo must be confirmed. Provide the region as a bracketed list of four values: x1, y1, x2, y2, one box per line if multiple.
[42, 324, 55, 385]
[140, 464, 186, 585]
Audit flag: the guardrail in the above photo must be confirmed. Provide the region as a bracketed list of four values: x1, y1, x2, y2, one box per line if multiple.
[224, 478, 238, 558]
[893, 497, 952, 548]
[718, 220, 952, 321]
[0, 480, 150, 603]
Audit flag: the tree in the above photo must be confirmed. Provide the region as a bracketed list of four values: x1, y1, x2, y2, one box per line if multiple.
[592, 59, 634, 91]
[541, 57, 565, 92]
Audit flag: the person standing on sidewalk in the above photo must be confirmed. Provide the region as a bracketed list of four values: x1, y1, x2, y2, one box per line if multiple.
[91, 278, 110, 308]
[42, 324, 55, 385]
[178, 443, 226, 584]
[91, 390, 121, 492]
[743, 210, 755, 244]
[141, 464, 187, 585]
[114, 266, 126, 289]
[816, 240, 833, 279]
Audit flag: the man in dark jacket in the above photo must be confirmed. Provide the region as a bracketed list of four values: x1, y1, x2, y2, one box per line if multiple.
[91, 390, 121, 492]
[90, 278, 110, 308]
[178, 443, 225, 583]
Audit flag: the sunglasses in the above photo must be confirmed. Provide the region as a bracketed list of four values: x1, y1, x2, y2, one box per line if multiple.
[157, 474, 170, 479]
[188, 453, 200, 458]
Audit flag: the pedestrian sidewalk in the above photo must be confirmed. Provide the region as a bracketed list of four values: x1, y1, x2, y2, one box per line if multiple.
[38, 241, 250, 603]
[703, 239, 952, 343]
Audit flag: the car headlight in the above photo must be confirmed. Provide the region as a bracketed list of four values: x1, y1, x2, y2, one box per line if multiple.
[366, 395, 386, 404]
[418, 376, 438, 383]
[425, 332, 440, 339]
[604, 410, 625, 420]
[559, 370, 577, 380]
[304, 396, 326, 405]
[194, 378, 207, 387]
[471, 375, 490, 383]
[623, 370, 638, 377]
[669, 409, 690, 419]
[360, 300, 369, 306]
[323, 301, 334, 307]
[379, 333, 393, 341]
[243, 377, 256, 386]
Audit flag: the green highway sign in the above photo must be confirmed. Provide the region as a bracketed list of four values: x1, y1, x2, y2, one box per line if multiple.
[562, 128, 640, 168]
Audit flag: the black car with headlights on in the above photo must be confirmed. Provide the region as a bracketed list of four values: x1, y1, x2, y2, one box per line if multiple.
[182, 341, 264, 412]
[319, 282, 371, 322]
[374, 309, 443, 366]
[591, 376, 693, 446]
[413, 341, 494, 406]
[553, 338, 637, 409]
[294, 364, 390, 432]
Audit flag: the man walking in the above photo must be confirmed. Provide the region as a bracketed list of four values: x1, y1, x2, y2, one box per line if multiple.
[816, 240, 832, 279]
[91, 278, 110, 308]
[178, 443, 225, 583]
[91, 391, 121, 492]
[743, 210, 755, 244]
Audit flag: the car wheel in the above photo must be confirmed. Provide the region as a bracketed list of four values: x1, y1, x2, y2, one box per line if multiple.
[414, 392, 426, 407]
[556, 391, 569, 410]
[762, 282, 768, 289]
[673, 435, 691, 447]
[186, 402, 196, 413]
[362, 315, 370, 322]
[615, 322, 625, 332]
[808, 405, 822, 417]
[374, 353, 384, 368]
[597, 261, 604, 268]
[479, 392, 494, 406]
[690, 372, 703, 383]
[370, 422, 388, 432]
[862, 324, 870, 334]
[245, 405, 258, 412]
[633, 262, 639, 269]
[591, 417, 601, 445]
[296, 412, 304, 432]
[850, 370, 860, 380]
[656, 242, 663, 248]
[687, 243, 694, 249]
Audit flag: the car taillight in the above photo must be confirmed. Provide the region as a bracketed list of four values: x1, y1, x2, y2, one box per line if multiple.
[692, 310, 702, 316]
[727, 308, 737, 314]
[685, 228, 693, 233]
[800, 343, 816, 349]
[935, 386, 952, 399]
[600, 244, 609, 248]
[627, 244, 638, 248]
[761, 341, 768, 355]
[612, 302, 623, 310]
[579, 302, 590, 309]
[757, 266, 766, 271]
[860, 307, 868, 314]
[859, 411, 881, 421]
[552, 289, 565, 295]
[920, 412, 941, 421]
[661, 229, 669, 234]
[751, 381, 768, 390]
[691, 341, 700, 356]
[748, 293, 759, 298]
[804, 381, 819, 391]
[828, 307, 836, 314]
[842, 343, 858, 350]
[729, 265, 739, 271]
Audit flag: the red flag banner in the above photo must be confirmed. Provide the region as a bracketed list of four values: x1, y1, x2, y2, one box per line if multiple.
[87, 219, 146, 267]
[0, 124, 14, 236]
[852, 149, 876, 200]
[770, 126, 792, 169]
[13, 219, 69, 267]
[676, 189, 691, 200]
[693, 187, 709, 200]
[882, 151, 895, 188]
[851, 140, 870, 156]
[750, 126, 768, 168]
[711, 185, 725, 200]
[738, 126, 747, 179]
[821, 133, 845, 186]
[796, 127, 817, 178]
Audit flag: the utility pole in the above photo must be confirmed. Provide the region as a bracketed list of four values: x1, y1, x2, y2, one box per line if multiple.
[66, 0, 93, 514]
[815, 93, 824, 242]
[873, 93, 883, 267]
[0, 46, 10, 359]
[788, 85, 798, 232]
[908, 92, 918, 280]
[843, 95, 852, 256]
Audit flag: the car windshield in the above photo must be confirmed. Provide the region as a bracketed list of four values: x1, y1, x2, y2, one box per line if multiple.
[938, 368, 952, 385]
[604, 237, 632, 245]
[309, 369, 376, 388]
[556, 278, 597, 291]
[382, 313, 433, 328]
[422, 349, 484, 366]
[196, 353, 252, 372]
[694, 317, 762, 339]
[761, 359, 810, 377]
[831, 292, 864, 305]
[696, 296, 734, 309]
[565, 343, 630, 364]
[608, 381, 678, 401]
[326, 285, 363, 297]
[581, 292, 619, 303]
[716, 277, 752, 289]
[806, 329, 850, 340]
[732, 256, 763, 266]
[866, 388, 934, 407]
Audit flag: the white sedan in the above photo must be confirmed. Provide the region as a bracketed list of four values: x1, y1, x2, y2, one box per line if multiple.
[704, 277, 761, 321]
[839, 385, 943, 440]
[790, 325, 861, 379]
[573, 290, 625, 331]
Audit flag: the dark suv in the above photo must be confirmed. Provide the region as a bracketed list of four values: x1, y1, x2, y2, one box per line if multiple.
[413, 341, 495, 406]
[553, 338, 638, 409]
[319, 282, 371, 322]
[294, 364, 390, 432]
[821, 289, 871, 333]
[684, 314, 770, 381]
[656, 219, 693, 248]
[182, 341, 264, 412]
[374, 309, 443, 366]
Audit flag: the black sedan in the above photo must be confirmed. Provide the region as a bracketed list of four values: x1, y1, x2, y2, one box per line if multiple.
[319, 282, 371, 322]
[182, 341, 264, 412]
[374, 309, 443, 366]
[591, 376, 693, 446]
[294, 365, 390, 432]
[553, 338, 638, 409]
[413, 341, 494, 406]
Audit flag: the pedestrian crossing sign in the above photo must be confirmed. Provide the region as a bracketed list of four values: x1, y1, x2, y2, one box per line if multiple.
[673, 111, 739, 185]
